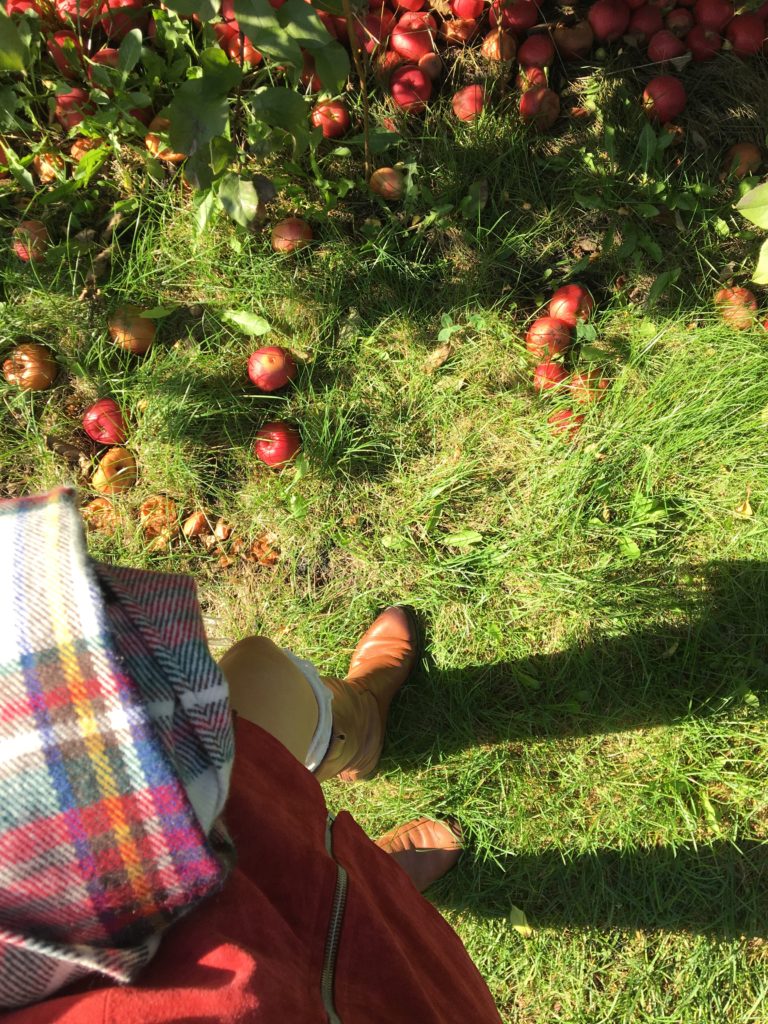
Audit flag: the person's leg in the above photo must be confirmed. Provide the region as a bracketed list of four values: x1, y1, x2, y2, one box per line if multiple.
[217, 610, 463, 890]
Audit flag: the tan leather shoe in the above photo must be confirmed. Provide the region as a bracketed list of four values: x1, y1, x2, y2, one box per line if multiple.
[375, 818, 463, 893]
[315, 607, 419, 782]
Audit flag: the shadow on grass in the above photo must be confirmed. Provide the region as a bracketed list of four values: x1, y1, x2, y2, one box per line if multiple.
[440, 839, 768, 939]
[382, 557, 767, 938]
[389, 558, 768, 764]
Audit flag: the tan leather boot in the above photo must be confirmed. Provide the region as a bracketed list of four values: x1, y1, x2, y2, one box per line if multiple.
[315, 606, 419, 782]
[375, 818, 463, 893]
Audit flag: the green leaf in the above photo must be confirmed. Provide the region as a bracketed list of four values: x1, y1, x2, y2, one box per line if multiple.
[234, 0, 302, 64]
[167, 79, 229, 154]
[736, 182, 768, 230]
[279, 0, 334, 48]
[0, 9, 27, 71]
[118, 28, 143, 71]
[222, 309, 271, 334]
[217, 172, 260, 226]
[752, 238, 768, 285]
[618, 538, 641, 560]
[737, 185, 768, 233]
[250, 86, 309, 133]
[199, 44, 243, 92]
[0, 86, 18, 129]
[647, 267, 681, 306]
[312, 39, 349, 93]
[164, 0, 220, 20]
[195, 188, 219, 231]
[444, 529, 483, 548]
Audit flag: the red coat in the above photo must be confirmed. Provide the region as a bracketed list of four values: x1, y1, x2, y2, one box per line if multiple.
[6, 719, 501, 1023]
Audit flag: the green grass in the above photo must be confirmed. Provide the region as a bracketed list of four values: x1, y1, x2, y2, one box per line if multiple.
[2, 47, 768, 1024]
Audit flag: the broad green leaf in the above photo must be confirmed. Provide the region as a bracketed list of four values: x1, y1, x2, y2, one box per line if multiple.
[217, 172, 260, 226]
[222, 309, 272, 335]
[444, 530, 483, 548]
[618, 537, 641, 560]
[279, 0, 335, 48]
[0, 9, 27, 71]
[647, 267, 681, 306]
[118, 28, 143, 71]
[167, 79, 229, 154]
[311, 0, 345, 14]
[250, 86, 309, 133]
[312, 39, 350, 94]
[736, 182, 768, 230]
[3, 145, 34, 191]
[199, 44, 243, 93]
[195, 188, 219, 231]
[164, 0, 220, 20]
[0, 86, 18, 128]
[751, 238, 768, 285]
[234, 0, 302, 64]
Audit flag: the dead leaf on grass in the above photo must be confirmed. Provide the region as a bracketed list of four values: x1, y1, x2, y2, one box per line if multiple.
[508, 905, 534, 938]
[183, 510, 212, 538]
[249, 533, 281, 566]
[733, 496, 753, 519]
[214, 518, 233, 542]
[424, 342, 455, 374]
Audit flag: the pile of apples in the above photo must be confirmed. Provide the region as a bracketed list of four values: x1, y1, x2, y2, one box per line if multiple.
[524, 282, 608, 441]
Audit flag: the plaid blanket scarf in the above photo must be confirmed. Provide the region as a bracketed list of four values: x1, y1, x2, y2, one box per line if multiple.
[0, 489, 235, 1009]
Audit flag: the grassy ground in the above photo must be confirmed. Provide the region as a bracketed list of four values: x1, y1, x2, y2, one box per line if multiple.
[2, 46, 768, 1024]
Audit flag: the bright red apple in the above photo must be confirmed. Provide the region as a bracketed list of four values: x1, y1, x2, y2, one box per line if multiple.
[526, 316, 573, 358]
[548, 407, 585, 440]
[714, 286, 757, 329]
[254, 421, 301, 467]
[310, 100, 351, 138]
[642, 75, 686, 121]
[534, 362, 568, 393]
[390, 64, 432, 113]
[55, 88, 94, 130]
[271, 218, 313, 253]
[517, 33, 555, 67]
[548, 284, 594, 326]
[452, 84, 485, 121]
[82, 398, 127, 445]
[247, 346, 298, 392]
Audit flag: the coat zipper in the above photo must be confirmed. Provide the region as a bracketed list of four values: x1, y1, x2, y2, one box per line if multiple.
[321, 814, 348, 1024]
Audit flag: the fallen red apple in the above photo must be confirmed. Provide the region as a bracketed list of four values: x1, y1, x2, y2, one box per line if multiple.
[519, 86, 560, 130]
[108, 305, 156, 355]
[300, 50, 323, 91]
[418, 51, 443, 79]
[568, 368, 609, 404]
[714, 286, 757, 329]
[627, 4, 663, 41]
[642, 75, 686, 122]
[389, 19, 435, 59]
[144, 115, 186, 164]
[92, 447, 138, 494]
[516, 65, 548, 91]
[247, 346, 298, 392]
[55, 0, 100, 27]
[254, 421, 301, 467]
[517, 33, 555, 67]
[548, 284, 594, 326]
[13, 220, 48, 262]
[310, 100, 351, 138]
[588, 0, 630, 40]
[396, 0, 426, 10]
[720, 141, 762, 179]
[452, 84, 485, 121]
[90, 46, 121, 69]
[32, 151, 65, 184]
[685, 23, 722, 57]
[490, 0, 537, 33]
[693, 0, 732, 32]
[47, 30, 82, 78]
[647, 28, 687, 60]
[369, 166, 406, 199]
[552, 20, 594, 59]
[390, 64, 432, 113]
[526, 316, 573, 358]
[725, 13, 765, 57]
[440, 17, 478, 45]
[665, 7, 694, 34]
[452, 0, 483, 17]
[533, 361, 568, 393]
[548, 407, 585, 440]
[54, 88, 94, 130]
[271, 217, 313, 253]
[481, 27, 517, 59]
[99, 0, 148, 40]
[2, 342, 58, 390]
[82, 397, 127, 444]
